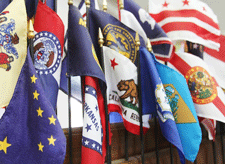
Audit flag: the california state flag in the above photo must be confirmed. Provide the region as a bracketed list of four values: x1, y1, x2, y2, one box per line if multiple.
[169, 52, 225, 122]
[103, 46, 149, 135]
[0, 0, 27, 108]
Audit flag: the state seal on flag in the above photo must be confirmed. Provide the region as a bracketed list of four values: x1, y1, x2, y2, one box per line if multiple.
[186, 66, 217, 104]
[33, 31, 61, 75]
[103, 24, 136, 63]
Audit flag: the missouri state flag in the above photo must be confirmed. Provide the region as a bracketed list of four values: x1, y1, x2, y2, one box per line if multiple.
[169, 52, 225, 123]
[149, 0, 220, 51]
[139, 47, 185, 163]
[33, 0, 64, 110]
[67, 5, 107, 164]
[0, 50, 66, 163]
[0, 0, 27, 108]
[120, 0, 174, 61]
[145, 47, 202, 162]
[103, 46, 150, 135]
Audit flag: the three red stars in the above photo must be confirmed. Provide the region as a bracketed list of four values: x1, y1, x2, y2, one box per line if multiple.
[110, 58, 118, 70]
[162, 1, 169, 8]
[182, 0, 189, 6]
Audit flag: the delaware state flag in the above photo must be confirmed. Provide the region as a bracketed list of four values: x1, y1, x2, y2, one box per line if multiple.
[0, 0, 27, 108]
[169, 52, 225, 123]
[139, 47, 185, 164]
[33, 0, 64, 110]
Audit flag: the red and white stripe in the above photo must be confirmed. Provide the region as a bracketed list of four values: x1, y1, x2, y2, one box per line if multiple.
[149, 0, 220, 51]
[198, 117, 216, 141]
[169, 52, 225, 123]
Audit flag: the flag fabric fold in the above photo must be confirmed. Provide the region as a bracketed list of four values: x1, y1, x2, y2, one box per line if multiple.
[67, 5, 107, 164]
[139, 47, 185, 163]
[204, 35, 225, 89]
[78, 0, 99, 20]
[149, 0, 221, 51]
[121, 0, 174, 61]
[169, 52, 225, 123]
[0, 50, 66, 163]
[33, 0, 64, 110]
[88, 7, 146, 66]
[103, 46, 149, 135]
[150, 48, 202, 162]
[0, 0, 27, 108]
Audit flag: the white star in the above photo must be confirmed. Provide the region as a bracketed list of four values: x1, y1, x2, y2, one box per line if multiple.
[92, 143, 96, 148]
[53, 37, 56, 40]
[40, 71, 43, 75]
[97, 146, 99, 150]
[58, 45, 61, 49]
[49, 34, 52, 37]
[45, 32, 48, 36]
[53, 68, 56, 71]
[49, 70, 53, 74]
[59, 51, 62, 54]
[86, 87, 89, 91]
[40, 33, 43, 36]
[193, 43, 198, 49]
[45, 71, 48, 75]
[84, 140, 89, 145]
[56, 41, 59, 44]
[92, 90, 96, 95]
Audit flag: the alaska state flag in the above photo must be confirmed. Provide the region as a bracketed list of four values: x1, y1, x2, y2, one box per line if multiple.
[67, 5, 107, 164]
[0, 50, 66, 163]
[33, 0, 64, 110]
[140, 47, 202, 162]
[120, 0, 173, 61]
[88, 7, 145, 66]
[0, 0, 27, 108]
[139, 47, 185, 163]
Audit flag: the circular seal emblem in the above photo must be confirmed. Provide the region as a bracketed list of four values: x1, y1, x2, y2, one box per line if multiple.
[103, 24, 136, 63]
[33, 31, 62, 75]
[185, 66, 217, 104]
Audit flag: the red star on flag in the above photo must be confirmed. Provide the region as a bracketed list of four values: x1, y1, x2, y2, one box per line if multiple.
[203, 7, 206, 11]
[182, 0, 189, 6]
[162, 1, 169, 8]
[110, 58, 118, 70]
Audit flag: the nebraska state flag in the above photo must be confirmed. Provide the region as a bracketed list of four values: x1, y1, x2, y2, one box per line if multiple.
[0, 0, 27, 108]
[33, 0, 64, 110]
[169, 52, 225, 123]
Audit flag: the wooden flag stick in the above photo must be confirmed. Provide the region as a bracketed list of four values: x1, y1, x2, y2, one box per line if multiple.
[136, 32, 145, 164]
[98, 28, 111, 164]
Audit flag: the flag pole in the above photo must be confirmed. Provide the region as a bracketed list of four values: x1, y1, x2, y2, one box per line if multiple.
[67, 1, 74, 164]
[119, 1, 129, 161]
[162, 47, 174, 164]
[136, 32, 145, 164]
[27, 19, 35, 63]
[98, 27, 111, 164]
[85, 0, 90, 30]
[147, 39, 159, 164]
[220, 122, 225, 164]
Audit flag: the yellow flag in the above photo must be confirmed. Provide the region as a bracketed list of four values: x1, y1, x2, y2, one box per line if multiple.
[0, 0, 27, 108]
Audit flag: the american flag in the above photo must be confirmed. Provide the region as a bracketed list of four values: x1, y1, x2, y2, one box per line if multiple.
[149, 0, 220, 51]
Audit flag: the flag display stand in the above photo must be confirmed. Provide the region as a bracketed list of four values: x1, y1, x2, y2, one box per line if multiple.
[98, 28, 111, 164]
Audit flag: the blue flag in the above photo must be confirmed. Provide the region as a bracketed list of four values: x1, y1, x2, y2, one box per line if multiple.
[0, 0, 10, 13]
[123, 0, 173, 61]
[88, 7, 146, 66]
[155, 54, 202, 162]
[0, 50, 66, 163]
[139, 47, 185, 164]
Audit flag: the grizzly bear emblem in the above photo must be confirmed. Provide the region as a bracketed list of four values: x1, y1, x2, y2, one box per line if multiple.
[117, 79, 138, 106]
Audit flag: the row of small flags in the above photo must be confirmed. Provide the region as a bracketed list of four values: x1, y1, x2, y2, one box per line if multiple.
[0, 0, 224, 163]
